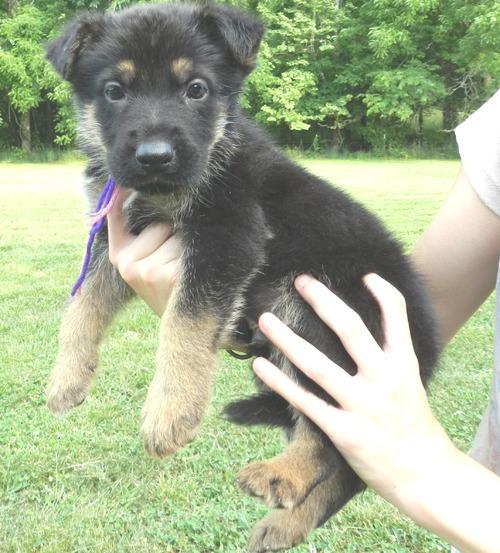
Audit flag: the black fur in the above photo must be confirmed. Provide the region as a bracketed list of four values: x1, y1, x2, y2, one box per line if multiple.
[223, 391, 294, 428]
[46, 3, 440, 550]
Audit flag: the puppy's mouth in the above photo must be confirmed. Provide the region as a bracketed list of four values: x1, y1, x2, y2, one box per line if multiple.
[115, 176, 176, 194]
[131, 180, 181, 195]
[115, 169, 193, 195]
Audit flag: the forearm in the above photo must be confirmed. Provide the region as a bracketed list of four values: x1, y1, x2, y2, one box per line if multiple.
[395, 448, 500, 553]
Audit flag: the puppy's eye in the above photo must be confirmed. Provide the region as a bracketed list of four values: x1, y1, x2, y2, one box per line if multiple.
[186, 80, 208, 100]
[104, 82, 125, 102]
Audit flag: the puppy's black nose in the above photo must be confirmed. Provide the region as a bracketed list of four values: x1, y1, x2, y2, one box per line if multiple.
[135, 141, 174, 168]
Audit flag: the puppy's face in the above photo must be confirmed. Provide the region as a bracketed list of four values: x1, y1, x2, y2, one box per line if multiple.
[46, 4, 263, 193]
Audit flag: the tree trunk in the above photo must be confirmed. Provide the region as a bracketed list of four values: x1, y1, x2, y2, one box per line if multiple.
[19, 111, 32, 153]
[417, 108, 424, 146]
[6, 0, 18, 16]
[442, 100, 457, 131]
[331, 128, 343, 153]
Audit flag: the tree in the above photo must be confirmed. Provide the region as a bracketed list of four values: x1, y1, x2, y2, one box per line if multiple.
[0, 1, 73, 151]
[241, 0, 499, 151]
[432, 0, 500, 128]
[0, 0, 498, 153]
[241, 0, 351, 146]
[0, 0, 137, 151]
[0, 4, 57, 151]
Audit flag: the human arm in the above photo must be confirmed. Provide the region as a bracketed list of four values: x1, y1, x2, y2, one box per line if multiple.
[412, 166, 500, 344]
[253, 274, 500, 553]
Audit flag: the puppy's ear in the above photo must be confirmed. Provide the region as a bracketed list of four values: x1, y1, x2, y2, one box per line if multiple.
[45, 13, 105, 81]
[199, 4, 264, 72]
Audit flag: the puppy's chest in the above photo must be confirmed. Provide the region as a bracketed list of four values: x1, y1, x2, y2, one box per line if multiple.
[83, 175, 191, 234]
[123, 192, 191, 234]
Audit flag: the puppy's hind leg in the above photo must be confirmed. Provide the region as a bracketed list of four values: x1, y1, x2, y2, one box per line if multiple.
[247, 446, 364, 553]
[47, 245, 132, 415]
[237, 415, 335, 509]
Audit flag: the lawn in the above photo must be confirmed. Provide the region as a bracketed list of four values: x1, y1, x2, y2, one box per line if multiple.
[0, 159, 494, 552]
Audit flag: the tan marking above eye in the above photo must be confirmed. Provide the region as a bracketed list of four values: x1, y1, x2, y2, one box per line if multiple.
[170, 57, 193, 79]
[117, 59, 136, 78]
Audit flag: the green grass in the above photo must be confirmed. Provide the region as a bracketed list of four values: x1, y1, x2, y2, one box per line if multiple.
[0, 148, 85, 164]
[0, 159, 494, 552]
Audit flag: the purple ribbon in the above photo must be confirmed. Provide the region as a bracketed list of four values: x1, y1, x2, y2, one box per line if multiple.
[70, 176, 117, 297]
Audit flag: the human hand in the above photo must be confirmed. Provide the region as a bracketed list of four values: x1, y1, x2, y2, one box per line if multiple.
[107, 186, 182, 316]
[253, 274, 457, 512]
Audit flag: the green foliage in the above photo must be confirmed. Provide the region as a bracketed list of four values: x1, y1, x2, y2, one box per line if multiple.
[364, 63, 446, 122]
[0, 0, 499, 153]
[46, 82, 77, 146]
[0, 5, 56, 113]
[244, 0, 344, 133]
[242, 0, 499, 151]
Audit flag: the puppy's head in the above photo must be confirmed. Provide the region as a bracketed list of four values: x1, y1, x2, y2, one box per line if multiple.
[46, 3, 263, 193]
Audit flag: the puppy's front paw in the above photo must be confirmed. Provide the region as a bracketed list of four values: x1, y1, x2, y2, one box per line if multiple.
[140, 399, 202, 458]
[46, 362, 95, 416]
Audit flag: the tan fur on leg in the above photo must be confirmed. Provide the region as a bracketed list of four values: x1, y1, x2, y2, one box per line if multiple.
[47, 289, 114, 415]
[247, 471, 335, 553]
[237, 418, 332, 509]
[247, 454, 362, 552]
[140, 285, 218, 458]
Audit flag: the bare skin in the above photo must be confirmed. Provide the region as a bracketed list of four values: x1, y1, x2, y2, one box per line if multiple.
[107, 186, 181, 317]
[106, 165, 500, 551]
[412, 165, 500, 343]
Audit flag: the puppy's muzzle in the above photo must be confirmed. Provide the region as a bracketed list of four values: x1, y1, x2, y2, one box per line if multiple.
[135, 141, 175, 170]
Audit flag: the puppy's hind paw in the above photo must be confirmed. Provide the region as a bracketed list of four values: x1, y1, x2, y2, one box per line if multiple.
[236, 460, 310, 509]
[247, 509, 310, 553]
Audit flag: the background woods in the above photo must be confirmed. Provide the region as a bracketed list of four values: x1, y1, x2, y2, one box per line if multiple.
[0, 0, 499, 155]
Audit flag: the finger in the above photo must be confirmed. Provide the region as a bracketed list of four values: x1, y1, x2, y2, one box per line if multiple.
[135, 236, 182, 284]
[253, 356, 347, 442]
[118, 223, 173, 268]
[295, 275, 385, 374]
[363, 274, 415, 357]
[258, 312, 357, 409]
[142, 233, 182, 267]
[107, 186, 133, 259]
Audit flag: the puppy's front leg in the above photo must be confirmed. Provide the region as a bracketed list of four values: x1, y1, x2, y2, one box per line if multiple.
[140, 201, 269, 457]
[140, 283, 219, 458]
[47, 246, 131, 415]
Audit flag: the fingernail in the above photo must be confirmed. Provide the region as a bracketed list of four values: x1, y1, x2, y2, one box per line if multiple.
[295, 274, 313, 289]
[253, 357, 264, 370]
[258, 312, 275, 330]
[253, 357, 268, 376]
[363, 273, 379, 284]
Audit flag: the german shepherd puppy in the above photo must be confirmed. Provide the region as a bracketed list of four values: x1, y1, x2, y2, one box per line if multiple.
[45, 3, 439, 551]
